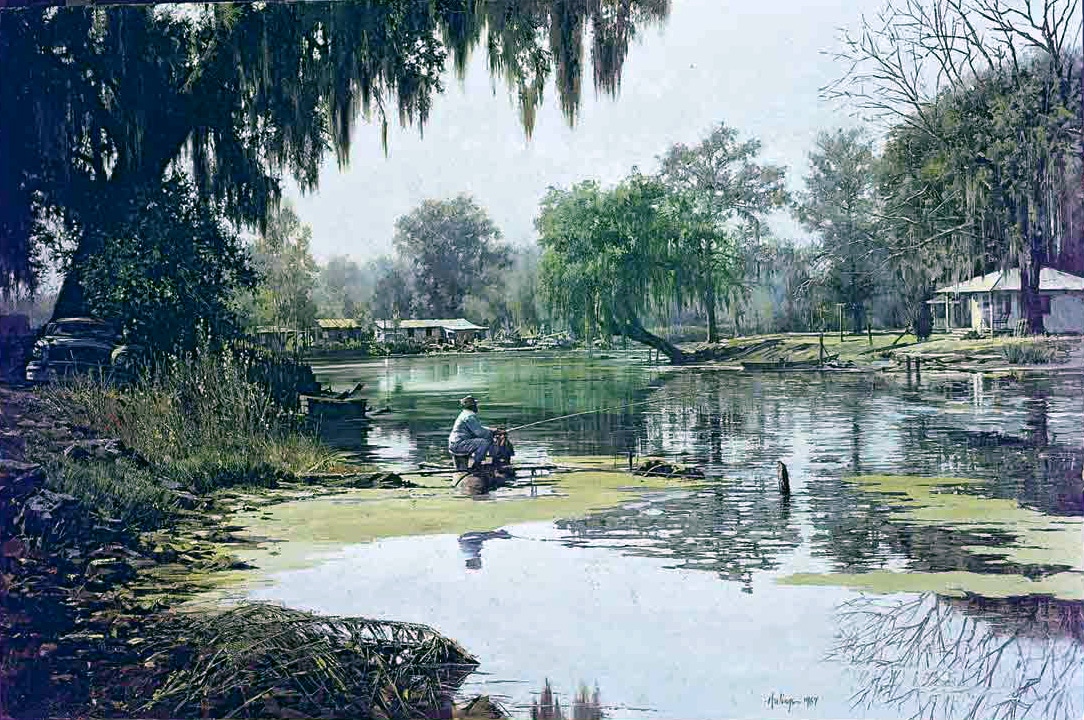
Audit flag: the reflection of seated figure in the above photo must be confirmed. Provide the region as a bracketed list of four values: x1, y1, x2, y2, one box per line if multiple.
[457, 529, 511, 570]
[459, 536, 483, 570]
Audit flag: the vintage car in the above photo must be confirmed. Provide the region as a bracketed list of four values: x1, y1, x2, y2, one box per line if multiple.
[24, 318, 125, 384]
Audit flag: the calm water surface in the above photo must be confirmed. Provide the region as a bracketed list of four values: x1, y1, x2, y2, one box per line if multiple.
[249, 352, 1084, 719]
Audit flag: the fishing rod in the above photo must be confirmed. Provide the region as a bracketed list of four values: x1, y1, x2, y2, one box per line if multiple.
[502, 395, 671, 433]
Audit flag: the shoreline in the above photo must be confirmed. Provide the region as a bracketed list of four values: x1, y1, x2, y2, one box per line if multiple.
[299, 332, 1084, 378]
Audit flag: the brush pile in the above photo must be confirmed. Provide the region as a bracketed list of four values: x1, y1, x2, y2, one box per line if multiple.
[633, 458, 705, 479]
[141, 603, 479, 719]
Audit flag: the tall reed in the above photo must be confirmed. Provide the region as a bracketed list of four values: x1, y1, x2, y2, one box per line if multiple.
[40, 346, 338, 523]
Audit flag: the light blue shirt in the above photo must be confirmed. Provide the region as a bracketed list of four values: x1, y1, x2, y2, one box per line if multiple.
[449, 409, 493, 445]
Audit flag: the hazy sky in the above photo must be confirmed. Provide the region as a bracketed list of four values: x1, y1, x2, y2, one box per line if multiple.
[287, 0, 884, 263]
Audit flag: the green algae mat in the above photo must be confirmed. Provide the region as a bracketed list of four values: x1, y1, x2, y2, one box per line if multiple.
[216, 458, 699, 574]
[780, 474, 1084, 600]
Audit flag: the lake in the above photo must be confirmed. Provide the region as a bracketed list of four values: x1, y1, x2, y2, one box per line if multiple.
[246, 352, 1084, 719]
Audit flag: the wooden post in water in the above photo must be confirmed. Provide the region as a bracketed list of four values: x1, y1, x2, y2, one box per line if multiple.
[819, 332, 826, 367]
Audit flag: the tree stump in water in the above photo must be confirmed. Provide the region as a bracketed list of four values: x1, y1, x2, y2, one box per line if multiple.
[777, 461, 791, 496]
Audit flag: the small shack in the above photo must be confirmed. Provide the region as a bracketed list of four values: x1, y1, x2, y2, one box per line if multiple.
[316, 318, 369, 344]
[374, 318, 488, 346]
[929, 268, 1084, 334]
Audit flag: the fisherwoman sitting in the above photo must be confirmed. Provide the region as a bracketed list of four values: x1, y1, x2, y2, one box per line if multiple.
[448, 395, 514, 473]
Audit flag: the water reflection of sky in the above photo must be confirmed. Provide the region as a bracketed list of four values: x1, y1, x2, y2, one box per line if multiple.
[248, 521, 1081, 720]
[290, 355, 1084, 718]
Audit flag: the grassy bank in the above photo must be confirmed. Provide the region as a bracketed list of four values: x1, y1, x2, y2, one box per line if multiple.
[32, 349, 339, 530]
[681, 332, 1081, 370]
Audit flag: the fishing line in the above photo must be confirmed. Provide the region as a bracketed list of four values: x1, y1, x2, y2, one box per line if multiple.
[503, 393, 680, 433]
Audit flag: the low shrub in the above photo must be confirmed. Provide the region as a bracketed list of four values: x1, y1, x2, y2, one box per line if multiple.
[1000, 340, 1063, 365]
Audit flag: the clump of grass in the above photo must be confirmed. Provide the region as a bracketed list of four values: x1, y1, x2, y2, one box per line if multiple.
[40, 347, 339, 520]
[1000, 339, 1064, 365]
[43, 457, 178, 530]
[141, 603, 477, 719]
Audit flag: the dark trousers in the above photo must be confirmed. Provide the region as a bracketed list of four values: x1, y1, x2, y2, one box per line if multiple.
[449, 437, 514, 466]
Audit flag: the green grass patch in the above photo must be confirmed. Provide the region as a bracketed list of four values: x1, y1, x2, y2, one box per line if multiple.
[999, 338, 1069, 365]
[43, 457, 179, 530]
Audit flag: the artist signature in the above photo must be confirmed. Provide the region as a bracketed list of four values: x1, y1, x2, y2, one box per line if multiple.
[765, 692, 820, 711]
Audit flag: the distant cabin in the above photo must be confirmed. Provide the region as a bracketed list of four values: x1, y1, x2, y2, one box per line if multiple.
[374, 318, 488, 345]
[929, 268, 1084, 334]
[316, 318, 369, 343]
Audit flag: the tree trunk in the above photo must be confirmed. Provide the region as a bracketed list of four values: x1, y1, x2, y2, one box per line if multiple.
[619, 318, 691, 364]
[1018, 183, 1047, 335]
[51, 121, 191, 322]
[1019, 243, 1045, 335]
[850, 303, 865, 335]
[704, 279, 719, 343]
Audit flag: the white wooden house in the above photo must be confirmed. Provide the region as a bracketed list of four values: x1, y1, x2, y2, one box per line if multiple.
[929, 268, 1084, 334]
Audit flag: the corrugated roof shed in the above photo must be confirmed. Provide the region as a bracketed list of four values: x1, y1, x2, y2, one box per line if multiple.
[935, 268, 1084, 294]
[317, 318, 364, 329]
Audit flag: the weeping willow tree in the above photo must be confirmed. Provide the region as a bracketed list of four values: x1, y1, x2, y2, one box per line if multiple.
[536, 175, 694, 363]
[657, 123, 788, 342]
[0, 0, 670, 313]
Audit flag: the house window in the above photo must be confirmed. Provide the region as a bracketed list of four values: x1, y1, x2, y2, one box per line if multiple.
[425, 327, 432, 337]
[407, 328, 415, 338]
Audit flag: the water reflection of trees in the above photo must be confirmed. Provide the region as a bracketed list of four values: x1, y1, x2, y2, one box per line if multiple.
[558, 480, 800, 593]
[338, 356, 662, 460]
[830, 593, 1083, 720]
[323, 361, 1081, 581]
[897, 413, 1084, 517]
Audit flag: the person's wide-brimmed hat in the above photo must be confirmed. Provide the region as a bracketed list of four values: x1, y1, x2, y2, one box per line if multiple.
[460, 395, 478, 408]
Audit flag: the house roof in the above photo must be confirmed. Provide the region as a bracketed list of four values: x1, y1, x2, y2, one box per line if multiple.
[374, 318, 487, 331]
[935, 268, 1084, 294]
[317, 318, 365, 329]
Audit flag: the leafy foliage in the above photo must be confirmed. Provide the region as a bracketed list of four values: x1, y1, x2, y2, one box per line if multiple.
[246, 202, 318, 331]
[826, 0, 1082, 334]
[392, 195, 511, 318]
[1, 0, 671, 302]
[79, 176, 255, 355]
[537, 175, 690, 360]
[316, 255, 372, 320]
[368, 257, 416, 321]
[796, 129, 881, 331]
[657, 123, 788, 341]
